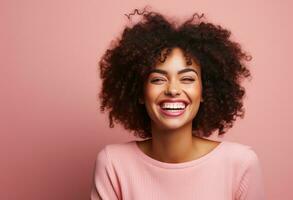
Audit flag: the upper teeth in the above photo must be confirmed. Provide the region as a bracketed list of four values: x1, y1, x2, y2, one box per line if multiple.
[161, 102, 186, 109]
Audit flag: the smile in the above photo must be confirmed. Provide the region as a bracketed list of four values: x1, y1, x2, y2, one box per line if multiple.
[158, 102, 187, 117]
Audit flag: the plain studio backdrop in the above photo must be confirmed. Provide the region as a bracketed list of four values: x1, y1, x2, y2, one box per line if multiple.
[1, 0, 292, 199]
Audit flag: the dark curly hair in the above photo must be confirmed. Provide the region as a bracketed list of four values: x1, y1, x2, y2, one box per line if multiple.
[98, 7, 252, 139]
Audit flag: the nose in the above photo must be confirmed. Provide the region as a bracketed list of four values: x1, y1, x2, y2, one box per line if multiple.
[164, 80, 181, 96]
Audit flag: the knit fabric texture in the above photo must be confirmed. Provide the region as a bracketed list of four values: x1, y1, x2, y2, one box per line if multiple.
[90, 140, 265, 200]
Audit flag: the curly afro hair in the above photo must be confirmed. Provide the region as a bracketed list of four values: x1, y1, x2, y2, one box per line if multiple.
[98, 7, 252, 139]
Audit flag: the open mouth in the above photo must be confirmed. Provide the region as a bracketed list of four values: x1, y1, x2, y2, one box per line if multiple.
[158, 102, 188, 117]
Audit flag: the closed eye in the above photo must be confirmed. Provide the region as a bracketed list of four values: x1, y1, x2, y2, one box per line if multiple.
[150, 78, 165, 83]
[182, 78, 195, 81]
[150, 78, 195, 83]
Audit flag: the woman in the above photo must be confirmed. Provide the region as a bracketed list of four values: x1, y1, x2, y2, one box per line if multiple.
[91, 7, 265, 200]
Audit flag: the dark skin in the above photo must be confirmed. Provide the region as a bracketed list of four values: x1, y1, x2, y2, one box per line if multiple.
[137, 135, 221, 163]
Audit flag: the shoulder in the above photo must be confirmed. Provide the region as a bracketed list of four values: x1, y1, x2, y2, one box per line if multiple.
[95, 140, 136, 166]
[222, 140, 260, 161]
[221, 141, 263, 183]
[210, 140, 262, 176]
[225, 141, 263, 173]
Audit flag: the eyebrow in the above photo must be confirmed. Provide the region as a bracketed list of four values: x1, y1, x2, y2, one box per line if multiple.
[149, 68, 198, 76]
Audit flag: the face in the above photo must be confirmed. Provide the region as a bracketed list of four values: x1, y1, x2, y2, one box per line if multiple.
[141, 47, 203, 131]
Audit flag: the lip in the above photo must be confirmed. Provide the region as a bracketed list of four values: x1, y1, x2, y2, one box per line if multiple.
[159, 106, 186, 117]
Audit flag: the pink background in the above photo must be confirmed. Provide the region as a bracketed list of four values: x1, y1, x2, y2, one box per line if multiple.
[1, 0, 292, 199]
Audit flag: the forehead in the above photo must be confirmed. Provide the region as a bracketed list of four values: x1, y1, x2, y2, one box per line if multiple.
[150, 47, 201, 74]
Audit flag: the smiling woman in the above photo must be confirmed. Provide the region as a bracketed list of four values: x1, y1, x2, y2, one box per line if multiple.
[91, 7, 265, 200]
[142, 48, 203, 134]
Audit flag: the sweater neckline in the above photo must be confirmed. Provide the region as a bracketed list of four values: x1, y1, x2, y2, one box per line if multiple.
[133, 139, 226, 169]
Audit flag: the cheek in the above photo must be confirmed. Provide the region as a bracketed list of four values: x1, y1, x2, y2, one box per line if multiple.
[186, 84, 202, 97]
[144, 85, 162, 101]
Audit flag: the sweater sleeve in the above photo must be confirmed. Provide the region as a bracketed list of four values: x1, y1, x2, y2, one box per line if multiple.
[235, 149, 266, 200]
[90, 147, 120, 200]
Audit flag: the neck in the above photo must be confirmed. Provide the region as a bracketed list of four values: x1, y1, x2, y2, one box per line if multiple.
[148, 123, 200, 163]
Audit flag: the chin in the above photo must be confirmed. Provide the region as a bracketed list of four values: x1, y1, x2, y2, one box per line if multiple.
[153, 117, 193, 131]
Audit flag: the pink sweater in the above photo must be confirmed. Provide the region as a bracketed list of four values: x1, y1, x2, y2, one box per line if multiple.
[90, 140, 265, 200]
